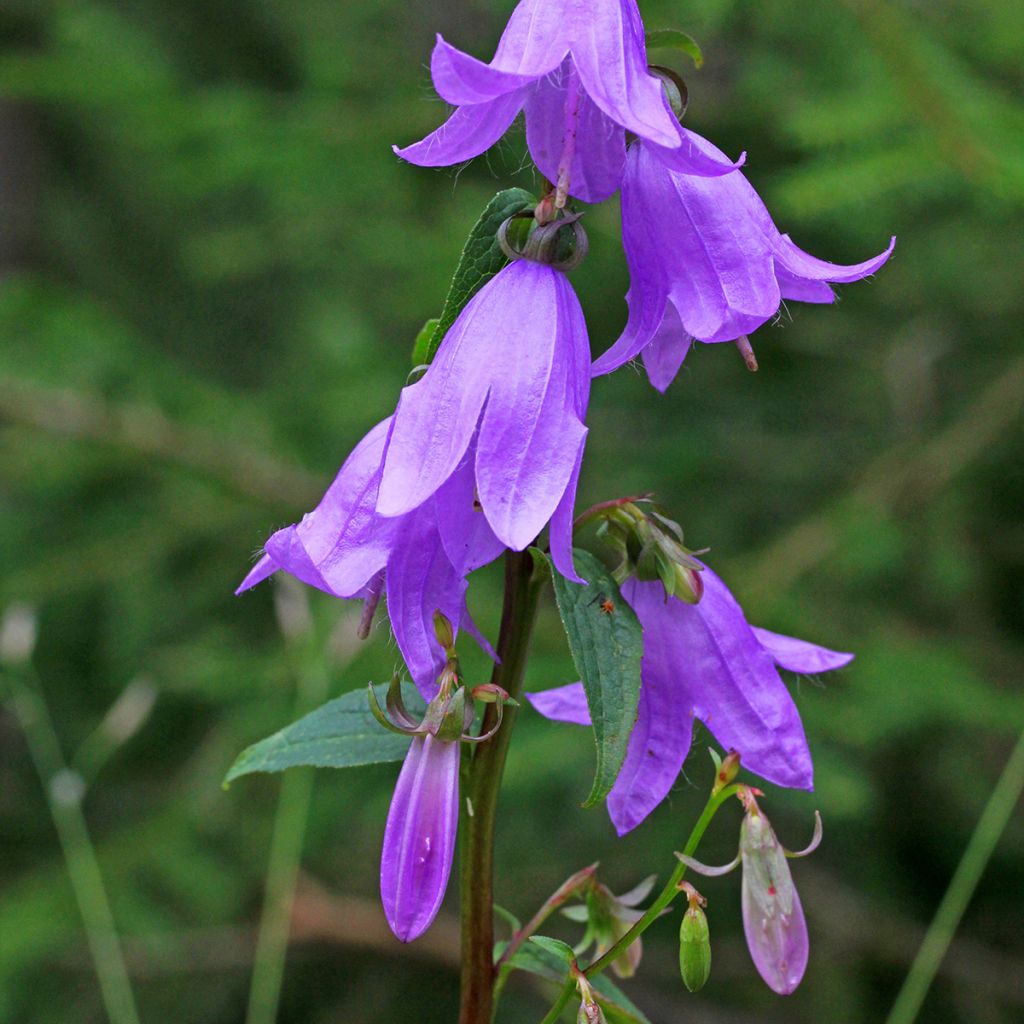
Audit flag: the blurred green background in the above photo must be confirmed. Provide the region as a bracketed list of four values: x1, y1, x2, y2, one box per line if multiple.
[1, 0, 1022, 1022]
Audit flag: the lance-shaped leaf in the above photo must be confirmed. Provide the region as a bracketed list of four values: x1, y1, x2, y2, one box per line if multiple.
[543, 548, 643, 808]
[412, 187, 537, 366]
[644, 29, 704, 68]
[224, 683, 425, 785]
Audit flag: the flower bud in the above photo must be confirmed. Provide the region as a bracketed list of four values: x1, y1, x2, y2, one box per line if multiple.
[711, 749, 741, 796]
[575, 976, 606, 1024]
[678, 883, 711, 992]
[649, 66, 688, 120]
[432, 610, 455, 652]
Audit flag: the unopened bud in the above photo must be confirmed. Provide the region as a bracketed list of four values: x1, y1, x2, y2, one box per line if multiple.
[712, 750, 741, 795]
[432, 611, 455, 652]
[575, 976, 606, 1024]
[470, 683, 518, 707]
[0, 603, 38, 666]
[679, 899, 711, 993]
[672, 563, 704, 604]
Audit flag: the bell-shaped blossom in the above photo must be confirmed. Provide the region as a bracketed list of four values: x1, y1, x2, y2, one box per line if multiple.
[527, 564, 852, 835]
[395, 0, 739, 203]
[376, 258, 590, 582]
[679, 789, 822, 995]
[380, 730, 461, 942]
[592, 140, 896, 388]
[236, 417, 503, 697]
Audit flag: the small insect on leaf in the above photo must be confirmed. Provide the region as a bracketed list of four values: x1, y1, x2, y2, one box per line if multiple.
[588, 591, 616, 615]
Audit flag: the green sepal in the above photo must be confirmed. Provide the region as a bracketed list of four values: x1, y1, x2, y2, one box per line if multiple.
[645, 29, 704, 68]
[435, 686, 469, 742]
[541, 549, 643, 808]
[414, 188, 536, 367]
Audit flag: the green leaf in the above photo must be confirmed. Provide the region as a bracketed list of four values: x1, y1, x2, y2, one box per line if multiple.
[224, 683, 424, 785]
[413, 188, 536, 367]
[645, 29, 704, 68]
[544, 549, 643, 808]
[494, 904, 522, 933]
[528, 935, 577, 964]
[507, 944, 651, 1024]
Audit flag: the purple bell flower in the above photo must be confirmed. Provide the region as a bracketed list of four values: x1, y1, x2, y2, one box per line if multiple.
[376, 259, 590, 582]
[236, 417, 502, 697]
[380, 729, 461, 942]
[678, 788, 823, 995]
[527, 563, 852, 835]
[592, 140, 896, 388]
[395, 0, 739, 203]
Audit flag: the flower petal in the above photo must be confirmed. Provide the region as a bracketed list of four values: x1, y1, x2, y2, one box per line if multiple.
[607, 580, 697, 835]
[641, 303, 692, 393]
[526, 681, 591, 725]
[236, 553, 279, 595]
[771, 233, 896, 284]
[752, 627, 854, 674]
[431, 32, 559, 105]
[434, 445, 505, 578]
[645, 127, 745, 177]
[385, 507, 470, 698]
[570, 0, 681, 147]
[524, 60, 625, 204]
[548, 431, 587, 584]
[394, 91, 525, 167]
[380, 733, 460, 943]
[474, 263, 589, 551]
[741, 863, 809, 995]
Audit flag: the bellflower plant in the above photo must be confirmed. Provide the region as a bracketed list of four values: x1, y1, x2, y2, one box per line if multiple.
[528, 562, 852, 835]
[228, 3, 895, 1021]
[395, 0, 740, 203]
[592, 140, 896, 387]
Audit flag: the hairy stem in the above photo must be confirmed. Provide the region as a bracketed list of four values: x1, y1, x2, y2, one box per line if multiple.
[885, 727, 1024, 1024]
[459, 550, 543, 1024]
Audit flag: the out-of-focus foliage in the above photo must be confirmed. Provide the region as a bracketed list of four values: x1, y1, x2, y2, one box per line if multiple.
[0, 1, 1022, 1022]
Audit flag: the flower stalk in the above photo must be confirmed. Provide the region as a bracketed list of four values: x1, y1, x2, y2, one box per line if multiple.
[458, 550, 544, 1024]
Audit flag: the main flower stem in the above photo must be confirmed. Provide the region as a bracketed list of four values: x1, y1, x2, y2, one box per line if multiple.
[459, 550, 542, 1024]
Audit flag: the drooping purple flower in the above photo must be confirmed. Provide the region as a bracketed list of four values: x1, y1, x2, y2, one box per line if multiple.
[380, 730, 461, 942]
[395, 0, 739, 203]
[679, 788, 823, 995]
[527, 563, 852, 835]
[236, 417, 503, 697]
[592, 140, 896, 388]
[376, 259, 590, 582]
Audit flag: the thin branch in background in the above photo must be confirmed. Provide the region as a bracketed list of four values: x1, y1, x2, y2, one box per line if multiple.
[0, 375, 323, 510]
[885, 727, 1024, 1024]
[244, 584, 351, 1024]
[0, 606, 141, 1024]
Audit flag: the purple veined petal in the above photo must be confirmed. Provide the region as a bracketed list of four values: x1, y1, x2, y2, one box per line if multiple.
[570, 0, 681, 148]
[771, 233, 896, 284]
[236, 418, 396, 599]
[682, 566, 813, 790]
[524, 61, 626, 204]
[460, 604, 498, 664]
[526, 681, 591, 725]
[591, 147, 669, 378]
[641, 303, 693, 393]
[492, 0, 575, 76]
[741, 861, 809, 995]
[607, 578, 697, 835]
[430, 33, 559, 105]
[380, 732, 460, 943]
[236, 553, 278, 595]
[434, 444, 505, 578]
[775, 268, 836, 304]
[548, 431, 587, 584]
[645, 126, 745, 177]
[752, 627, 854, 675]
[385, 507, 470, 699]
[394, 90, 525, 168]
[376, 274, 508, 519]
[473, 262, 589, 551]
